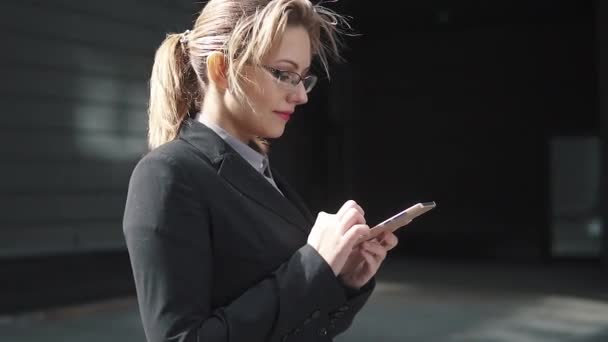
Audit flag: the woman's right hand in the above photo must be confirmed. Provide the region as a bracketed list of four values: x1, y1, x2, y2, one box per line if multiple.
[307, 200, 370, 276]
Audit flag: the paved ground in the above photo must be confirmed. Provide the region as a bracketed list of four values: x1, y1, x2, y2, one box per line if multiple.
[1, 256, 607, 342]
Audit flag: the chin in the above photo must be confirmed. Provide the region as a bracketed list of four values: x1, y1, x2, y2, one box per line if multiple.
[262, 124, 286, 139]
[266, 129, 285, 139]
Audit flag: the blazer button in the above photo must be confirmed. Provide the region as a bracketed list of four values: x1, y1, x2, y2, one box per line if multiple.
[318, 327, 328, 336]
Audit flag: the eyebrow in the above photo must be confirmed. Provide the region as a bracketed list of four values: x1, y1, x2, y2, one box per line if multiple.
[275, 59, 310, 73]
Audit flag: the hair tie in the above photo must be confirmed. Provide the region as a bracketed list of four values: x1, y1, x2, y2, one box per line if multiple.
[180, 29, 191, 44]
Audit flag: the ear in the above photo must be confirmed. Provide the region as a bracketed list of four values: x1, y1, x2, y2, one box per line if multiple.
[206, 51, 228, 90]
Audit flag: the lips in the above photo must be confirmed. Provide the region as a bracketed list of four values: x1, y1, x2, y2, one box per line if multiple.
[273, 110, 293, 121]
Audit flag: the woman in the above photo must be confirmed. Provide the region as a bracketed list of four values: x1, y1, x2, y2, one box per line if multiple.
[122, 0, 399, 341]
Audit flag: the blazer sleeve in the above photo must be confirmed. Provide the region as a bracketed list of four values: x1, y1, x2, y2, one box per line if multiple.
[122, 152, 368, 342]
[326, 277, 376, 338]
[272, 165, 377, 340]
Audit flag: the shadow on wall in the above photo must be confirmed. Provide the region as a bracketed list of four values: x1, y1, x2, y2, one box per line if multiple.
[0, 0, 193, 258]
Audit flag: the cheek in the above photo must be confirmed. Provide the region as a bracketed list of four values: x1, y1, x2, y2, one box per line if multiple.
[248, 80, 282, 113]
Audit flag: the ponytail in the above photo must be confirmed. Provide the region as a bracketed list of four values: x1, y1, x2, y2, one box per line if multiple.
[147, 33, 200, 150]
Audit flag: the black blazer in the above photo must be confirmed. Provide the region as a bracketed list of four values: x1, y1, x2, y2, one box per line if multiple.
[123, 118, 375, 342]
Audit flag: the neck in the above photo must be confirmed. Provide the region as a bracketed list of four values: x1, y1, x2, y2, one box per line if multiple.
[197, 89, 252, 145]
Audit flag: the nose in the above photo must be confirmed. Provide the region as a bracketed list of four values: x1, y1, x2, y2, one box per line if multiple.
[287, 82, 308, 105]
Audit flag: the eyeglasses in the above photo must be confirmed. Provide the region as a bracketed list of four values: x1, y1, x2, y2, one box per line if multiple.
[261, 65, 318, 93]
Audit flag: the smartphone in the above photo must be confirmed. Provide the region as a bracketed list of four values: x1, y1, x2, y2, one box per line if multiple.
[357, 201, 436, 244]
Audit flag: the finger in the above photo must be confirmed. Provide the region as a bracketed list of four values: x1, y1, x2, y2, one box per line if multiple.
[336, 200, 357, 220]
[336, 200, 365, 221]
[379, 232, 399, 250]
[362, 241, 387, 260]
[350, 202, 365, 217]
[342, 224, 370, 249]
[360, 249, 380, 269]
[339, 208, 366, 234]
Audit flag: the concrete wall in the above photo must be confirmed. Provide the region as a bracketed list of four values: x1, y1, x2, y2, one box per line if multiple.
[0, 0, 194, 257]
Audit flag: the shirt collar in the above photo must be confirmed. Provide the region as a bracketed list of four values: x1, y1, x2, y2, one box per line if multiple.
[197, 115, 268, 174]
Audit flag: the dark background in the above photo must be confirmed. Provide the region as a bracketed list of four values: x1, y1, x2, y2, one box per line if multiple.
[272, 0, 602, 262]
[1, 0, 606, 315]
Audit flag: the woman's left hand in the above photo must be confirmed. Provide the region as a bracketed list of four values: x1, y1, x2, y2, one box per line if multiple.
[338, 231, 399, 290]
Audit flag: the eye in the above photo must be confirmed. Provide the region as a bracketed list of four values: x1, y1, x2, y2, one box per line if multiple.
[275, 70, 293, 83]
[264, 65, 299, 85]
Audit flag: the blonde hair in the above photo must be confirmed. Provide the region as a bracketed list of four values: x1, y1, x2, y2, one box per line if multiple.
[147, 0, 353, 152]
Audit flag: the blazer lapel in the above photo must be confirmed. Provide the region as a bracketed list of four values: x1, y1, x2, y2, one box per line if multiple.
[218, 154, 311, 233]
[178, 118, 311, 234]
[271, 167, 315, 227]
